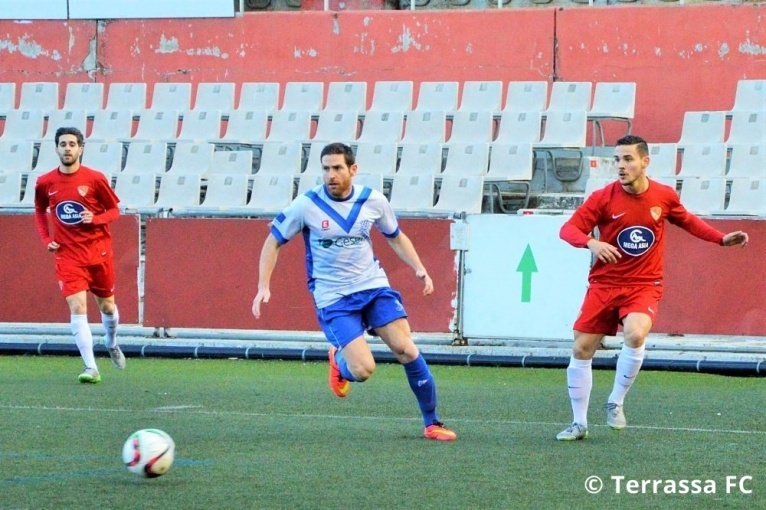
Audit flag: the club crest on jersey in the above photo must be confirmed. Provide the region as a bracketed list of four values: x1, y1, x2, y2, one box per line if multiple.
[617, 226, 655, 256]
[321, 220, 330, 230]
[650, 206, 662, 221]
[77, 185, 89, 197]
[55, 201, 85, 225]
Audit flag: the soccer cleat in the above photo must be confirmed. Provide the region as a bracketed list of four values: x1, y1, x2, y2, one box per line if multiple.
[78, 367, 102, 384]
[605, 402, 627, 430]
[556, 422, 588, 441]
[108, 345, 126, 370]
[424, 421, 457, 441]
[328, 346, 350, 398]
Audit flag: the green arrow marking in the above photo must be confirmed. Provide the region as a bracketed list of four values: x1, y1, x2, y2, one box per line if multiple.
[515, 244, 538, 303]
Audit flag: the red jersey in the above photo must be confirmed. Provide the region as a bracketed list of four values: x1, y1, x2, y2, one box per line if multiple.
[34, 165, 120, 266]
[560, 179, 724, 287]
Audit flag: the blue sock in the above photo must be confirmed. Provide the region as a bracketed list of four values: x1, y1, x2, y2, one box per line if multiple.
[403, 354, 438, 427]
[335, 349, 358, 382]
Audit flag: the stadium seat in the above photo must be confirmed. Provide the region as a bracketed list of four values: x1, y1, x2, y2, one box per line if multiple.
[122, 142, 169, 175]
[237, 82, 280, 114]
[153, 174, 202, 212]
[167, 142, 215, 176]
[0, 140, 34, 173]
[414, 82, 459, 112]
[545, 82, 592, 114]
[194, 83, 235, 115]
[245, 174, 294, 213]
[325, 82, 367, 112]
[534, 110, 588, 190]
[717, 178, 766, 216]
[0, 109, 45, 141]
[39, 109, 88, 142]
[257, 142, 303, 176]
[447, 111, 494, 144]
[356, 111, 404, 143]
[389, 174, 435, 213]
[18, 173, 41, 207]
[486, 143, 534, 210]
[588, 82, 636, 145]
[149, 83, 192, 111]
[282, 81, 324, 113]
[353, 173, 385, 194]
[653, 176, 679, 193]
[677, 111, 726, 147]
[728, 79, 766, 116]
[0, 172, 22, 206]
[303, 142, 328, 176]
[297, 174, 324, 195]
[677, 144, 727, 178]
[494, 111, 542, 144]
[199, 174, 250, 209]
[502, 81, 548, 113]
[457, 81, 503, 113]
[726, 111, 766, 145]
[210, 150, 254, 175]
[583, 177, 611, 200]
[727, 144, 766, 178]
[397, 143, 443, 176]
[442, 143, 490, 177]
[175, 109, 223, 142]
[63, 82, 105, 117]
[354, 142, 398, 176]
[31, 141, 60, 173]
[126, 110, 180, 142]
[400, 110, 447, 144]
[106, 83, 147, 112]
[679, 177, 726, 214]
[88, 109, 134, 143]
[368, 81, 413, 113]
[266, 110, 312, 142]
[0, 82, 16, 118]
[311, 110, 359, 142]
[214, 109, 268, 149]
[81, 142, 125, 178]
[431, 175, 484, 214]
[114, 173, 158, 211]
[646, 143, 678, 178]
[19, 82, 59, 116]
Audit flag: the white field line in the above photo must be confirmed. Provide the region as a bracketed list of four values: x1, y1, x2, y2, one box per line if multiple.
[2, 404, 765, 436]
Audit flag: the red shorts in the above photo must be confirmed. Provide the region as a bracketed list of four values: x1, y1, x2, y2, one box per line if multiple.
[56, 258, 116, 298]
[573, 285, 663, 336]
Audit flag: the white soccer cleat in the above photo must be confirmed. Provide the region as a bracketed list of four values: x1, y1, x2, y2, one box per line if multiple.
[78, 367, 102, 384]
[605, 402, 626, 429]
[556, 422, 588, 441]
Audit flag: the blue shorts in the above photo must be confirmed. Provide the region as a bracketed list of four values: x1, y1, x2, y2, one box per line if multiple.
[316, 288, 408, 349]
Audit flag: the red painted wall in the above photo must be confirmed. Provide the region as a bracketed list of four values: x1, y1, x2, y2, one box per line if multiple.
[0, 214, 140, 323]
[143, 218, 456, 332]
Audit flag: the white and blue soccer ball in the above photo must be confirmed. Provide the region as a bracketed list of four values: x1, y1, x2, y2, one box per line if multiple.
[122, 429, 175, 478]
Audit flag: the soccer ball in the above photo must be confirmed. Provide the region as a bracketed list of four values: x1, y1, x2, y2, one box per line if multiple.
[122, 429, 175, 478]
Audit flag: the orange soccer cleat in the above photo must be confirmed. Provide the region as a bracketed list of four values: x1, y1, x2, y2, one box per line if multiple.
[328, 346, 350, 398]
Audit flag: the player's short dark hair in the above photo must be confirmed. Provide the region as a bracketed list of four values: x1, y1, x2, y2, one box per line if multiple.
[55, 127, 85, 146]
[320, 142, 355, 167]
[616, 135, 648, 157]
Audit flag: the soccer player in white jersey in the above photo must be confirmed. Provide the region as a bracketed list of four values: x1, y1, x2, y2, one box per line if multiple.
[252, 142, 456, 441]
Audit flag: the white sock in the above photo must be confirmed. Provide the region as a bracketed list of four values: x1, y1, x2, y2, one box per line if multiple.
[101, 306, 119, 349]
[608, 344, 645, 406]
[567, 356, 592, 426]
[71, 314, 97, 370]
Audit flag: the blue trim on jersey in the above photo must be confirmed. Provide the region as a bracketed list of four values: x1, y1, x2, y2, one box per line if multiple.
[270, 225, 288, 245]
[324, 184, 355, 202]
[382, 226, 400, 239]
[302, 227, 316, 293]
[306, 187, 372, 234]
[275, 212, 286, 223]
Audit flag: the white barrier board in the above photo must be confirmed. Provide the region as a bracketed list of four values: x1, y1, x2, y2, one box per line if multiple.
[0, 0, 67, 19]
[69, 0, 234, 19]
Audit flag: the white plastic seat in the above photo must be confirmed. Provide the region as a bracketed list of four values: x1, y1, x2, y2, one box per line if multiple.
[126, 110, 179, 142]
[432, 175, 484, 214]
[397, 143, 443, 176]
[200, 174, 250, 208]
[106, 83, 147, 112]
[442, 143, 490, 177]
[356, 111, 404, 143]
[19, 82, 59, 116]
[114, 173, 157, 210]
[167, 142, 214, 176]
[401, 111, 446, 144]
[0, 82, 16, 118]
[154, 174, 202, 211]
[646, 143, 678, 177]
[149, 83, 192, 111]
[282, 82, 324, 113]
[728, 79, 766, 115]
[122, 142, 168, 175]
[677, 144, 727, 178]
[175, 109, 222, 142]
[325, 82, 367, 112]
[726, 111, 766, 145]
[311, 110, 359, 142]
[354, 142, 398, 176]
[32, 141, 60, 173]
[389, 174, 435, 213]
[245, 174, 294, 213]
[211, 150, 254, 175]
[0, 140, 34, 173]
[457, 81, 503, 113]
[0, 172, 23, 206]
[63, 83, 105, 117]
[584, 177, 612, 200]
[88, 109, 134, 142]
[194, 83, 235, 115]
[414, 82, 459, 112]
[718, 178, 766, 215]
[588, 82, 636, 145]
[40, 109, 88, 141]
[0, 109, 45, 141]
[679, 177, 726, 214]
[494, 111, 542, 144]
[81, 142, 124, 177]
[303, 142, 329, 176]
[353, 174, 384, 194]
[677, 111, 726, 147]
[447, 111, 494, 144]
[535, 111, 588, 148]
[238, 83, 280, 114]
[486, 143, 534, 210]
[502, 81, 548, 113]
[19, 173, 42, 207]
[266, 110, 312, 142]
[727, 144, 766, 178]
[297, 174, 324, 195]
[258, 142, 303, 176]
[653, 177, 679, 193]
[545, 82, 592, 114]
[368, 81, 413, 113]
[215, 109, 268, 148]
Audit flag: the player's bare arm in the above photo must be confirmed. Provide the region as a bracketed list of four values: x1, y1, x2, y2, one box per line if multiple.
[252, 234, 281, 319]
[586, 238, 622, 264]
[722, 231, 749, 247]
[386, 233, 434, 296]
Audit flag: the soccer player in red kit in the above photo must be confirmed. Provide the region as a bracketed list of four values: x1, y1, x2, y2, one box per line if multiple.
[34, 127, 126, 383]
[556, 135, 749, 440]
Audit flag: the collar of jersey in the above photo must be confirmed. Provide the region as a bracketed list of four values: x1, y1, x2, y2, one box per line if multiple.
[307, 185, 372, 234]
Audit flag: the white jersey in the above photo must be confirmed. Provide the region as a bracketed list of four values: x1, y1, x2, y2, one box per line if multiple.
[270, 184, 400, 309]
